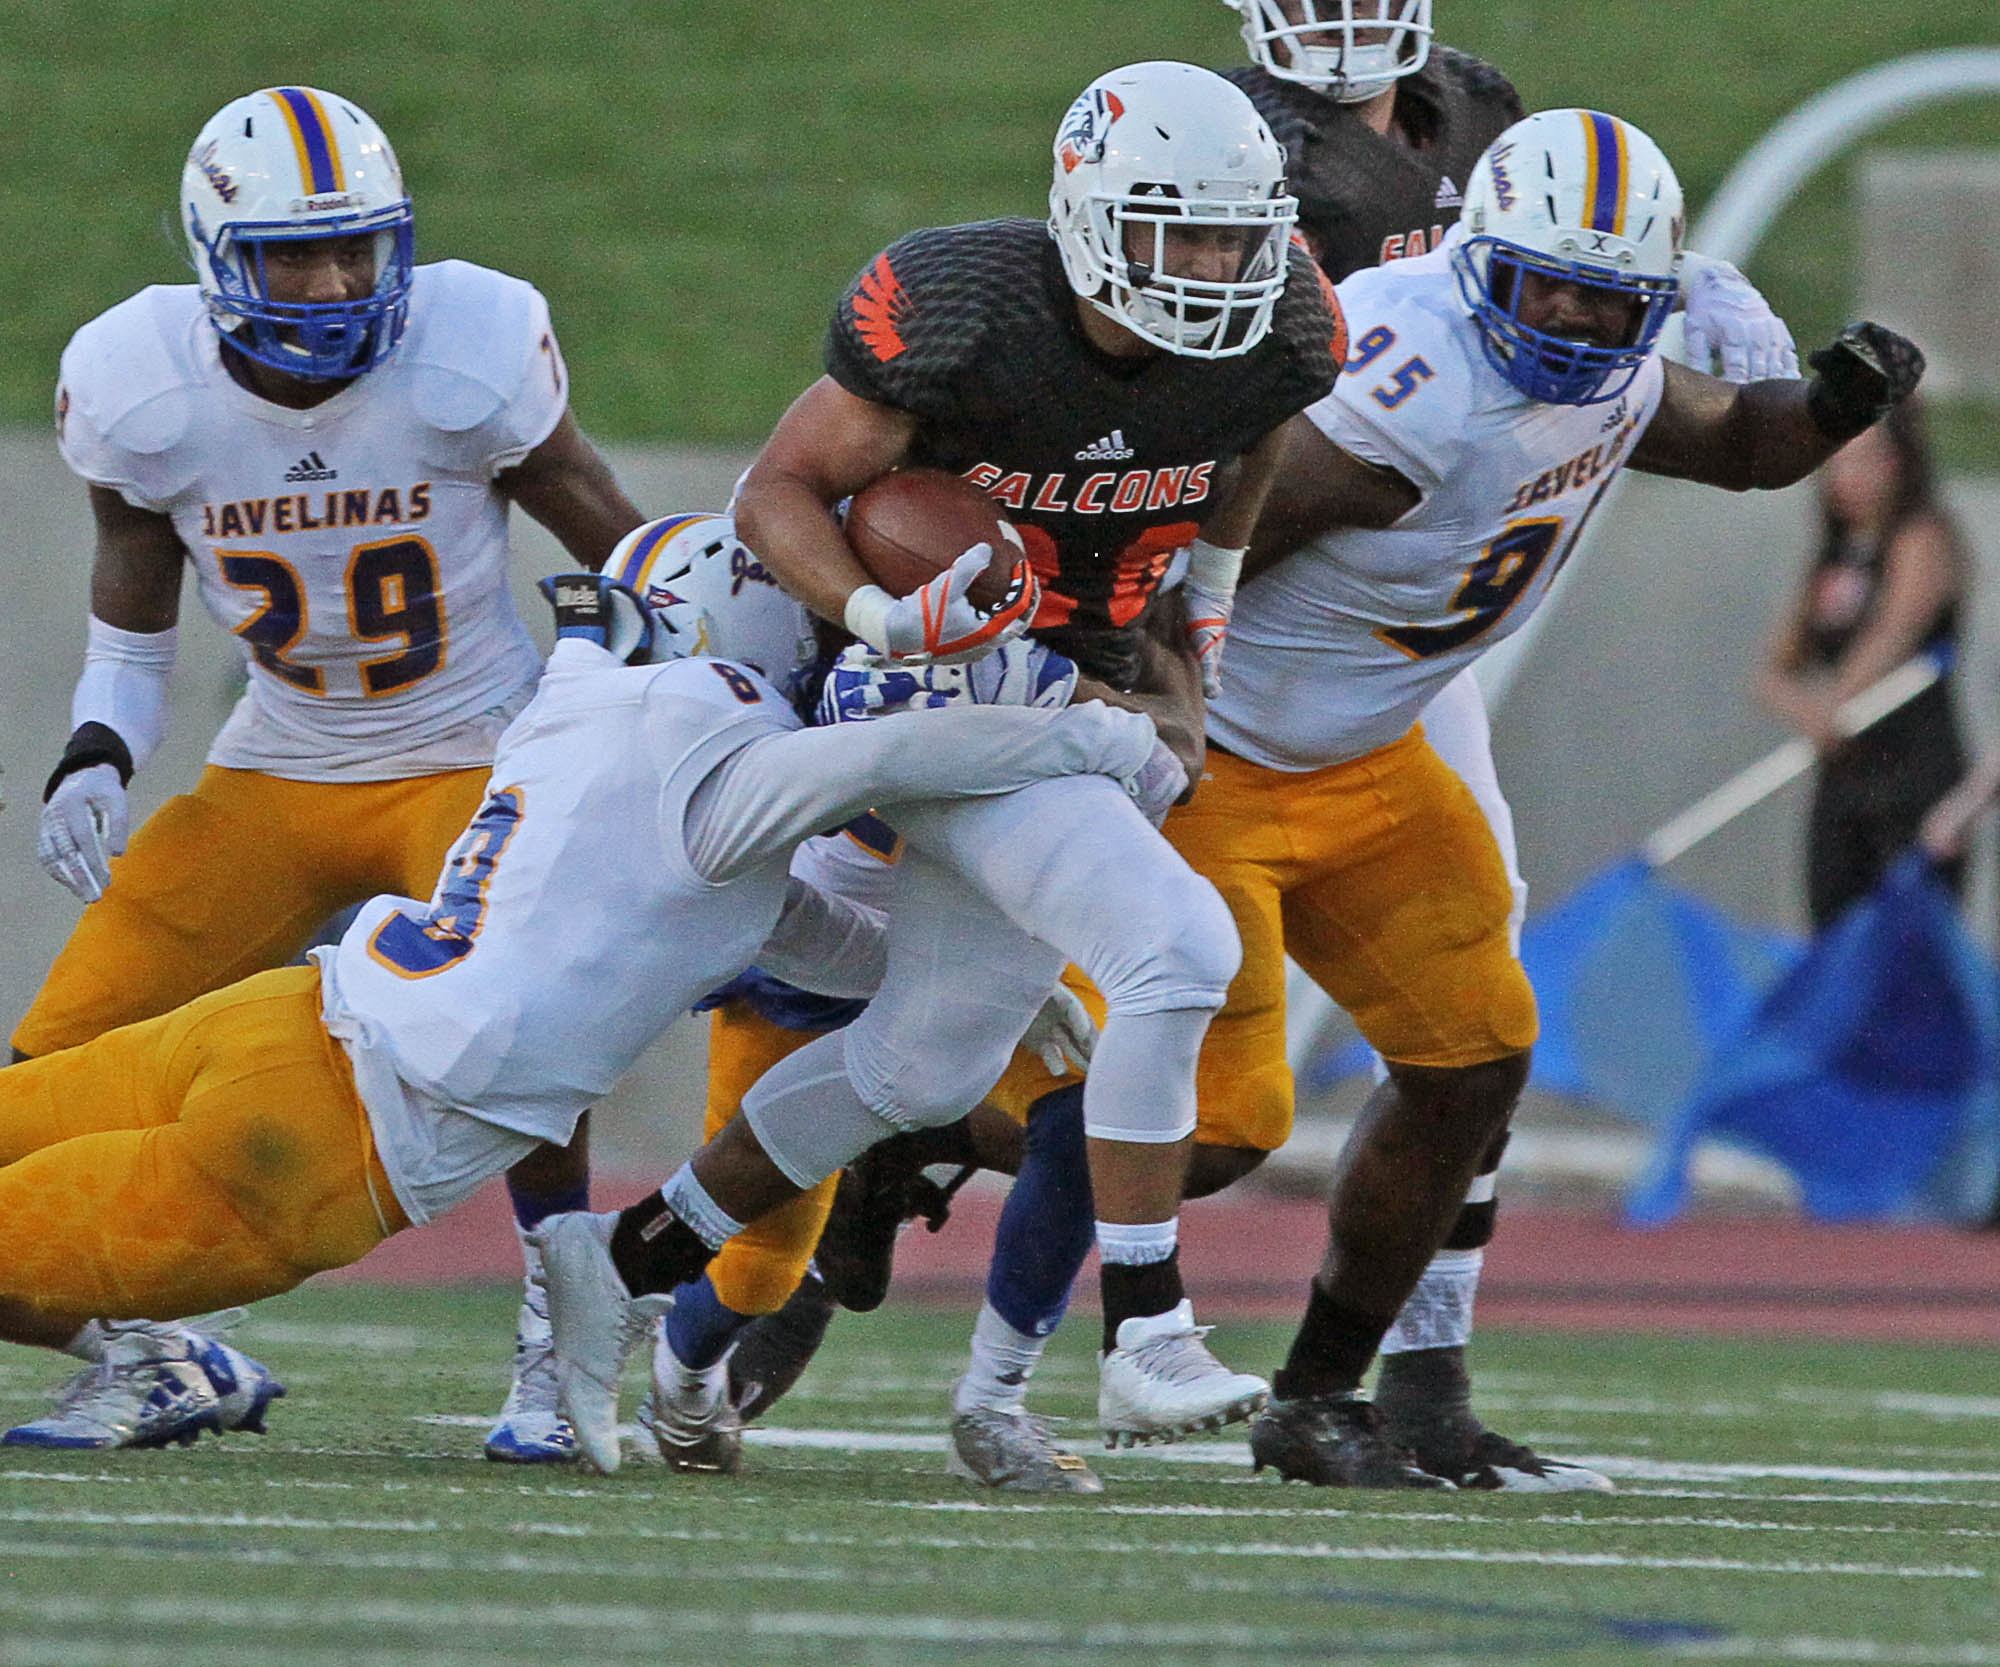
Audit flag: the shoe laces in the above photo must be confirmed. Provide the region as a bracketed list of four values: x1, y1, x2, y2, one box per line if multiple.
[1121, 1323, 1228, 1386]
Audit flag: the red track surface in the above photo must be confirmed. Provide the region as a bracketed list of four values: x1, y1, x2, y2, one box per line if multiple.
[325, 1174, 2000, 1344]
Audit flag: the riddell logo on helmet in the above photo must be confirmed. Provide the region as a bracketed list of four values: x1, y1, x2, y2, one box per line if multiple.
[1056, 89, 1125, 175]
[192, 141, 238, 204]
[292, 193, 363, 213]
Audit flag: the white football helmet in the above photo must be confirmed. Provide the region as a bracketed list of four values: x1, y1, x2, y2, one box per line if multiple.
[181, 87, 415, 380]
[1228, 1, 1433, 103]
[1451, 109, 1685, 406]
[1048, 61, 1297, 358]
[610, 513, 818, 691]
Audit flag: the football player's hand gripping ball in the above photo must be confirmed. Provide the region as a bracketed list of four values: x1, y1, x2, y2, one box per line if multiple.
[845, 543, 1040, 665]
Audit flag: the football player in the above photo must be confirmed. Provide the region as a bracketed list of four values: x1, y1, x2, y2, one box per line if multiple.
[0, 538, 1151, 1464]
[1207, 109, 1919, 1485]
[744, 7, 1802, 1494]
[8, 88, 643, 1458]
[711, 60, 1345, 1454]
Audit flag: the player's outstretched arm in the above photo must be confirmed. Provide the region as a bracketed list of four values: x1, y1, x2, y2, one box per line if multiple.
[1243, 416, 1421, 581]
[38, 487, 186, 903]
[1631, 323, 1925, 492]
[681, 700, 1157, 882]
[495, 411, 644, 571]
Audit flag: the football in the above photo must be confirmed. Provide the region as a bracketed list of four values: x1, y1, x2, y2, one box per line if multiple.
[844, 468, 1023, 609]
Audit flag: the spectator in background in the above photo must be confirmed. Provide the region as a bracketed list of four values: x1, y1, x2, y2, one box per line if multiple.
[1758, 401, 1970, 928]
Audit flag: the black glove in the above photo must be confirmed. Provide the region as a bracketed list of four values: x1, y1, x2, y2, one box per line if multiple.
[536, 571, 658, 664]
[1805, 322, 1924, 442]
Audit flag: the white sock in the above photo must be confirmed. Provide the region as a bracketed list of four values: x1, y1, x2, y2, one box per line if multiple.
[955, 1302, 1048, 1414]
[1094, 1217, 1179, 1265]
[1379, 1248, 1484, 1354]
[662, 1165, 746, 1252]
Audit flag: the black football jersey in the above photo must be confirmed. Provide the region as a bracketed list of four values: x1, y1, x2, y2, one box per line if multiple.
[1222, 46, 1523, 283]
[824, 217, 1342, 682]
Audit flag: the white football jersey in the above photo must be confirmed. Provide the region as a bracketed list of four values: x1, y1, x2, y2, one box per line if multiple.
[1210, 243, 1665, 769]
[56, 260, 569, 779]
[318, 645, 799, 1211]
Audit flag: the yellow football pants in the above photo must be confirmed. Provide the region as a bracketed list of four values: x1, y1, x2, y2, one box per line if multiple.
[15, 764, 493, 1059]
[0, 966, 406, 1332]
[1164, 727, 1539, 1154]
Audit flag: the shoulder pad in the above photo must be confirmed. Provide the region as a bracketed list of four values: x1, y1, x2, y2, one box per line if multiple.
[403, 260, 547, 433]
[1426, 45, 1525, 122]
[60, 287, 201, 456]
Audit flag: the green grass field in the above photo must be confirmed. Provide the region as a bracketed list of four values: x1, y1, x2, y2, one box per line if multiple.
[5, 2, 1998, 455]
[4, 1284, 1999, 1667]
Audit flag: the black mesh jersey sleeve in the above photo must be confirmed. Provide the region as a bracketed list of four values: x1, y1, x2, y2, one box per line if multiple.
[823, 219, 1051, 418]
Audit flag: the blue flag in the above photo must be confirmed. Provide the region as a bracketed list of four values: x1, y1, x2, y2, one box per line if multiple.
[1626, 852, 2000, 1224]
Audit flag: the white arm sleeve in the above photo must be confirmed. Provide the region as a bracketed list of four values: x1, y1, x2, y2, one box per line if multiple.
[753, 877, 886, 999]
[72, 615, 178, 770]
[682, 699, 1155, 882]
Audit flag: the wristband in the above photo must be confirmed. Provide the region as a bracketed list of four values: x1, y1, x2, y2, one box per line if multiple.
[1183, 539, 1247, 597]
[842, 584, 897, 655]
[43, 721, 134, 802]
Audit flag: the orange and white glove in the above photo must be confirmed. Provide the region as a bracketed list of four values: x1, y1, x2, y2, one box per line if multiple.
[843, 543, 1041, 666]
[1182, 538, 1246, 699]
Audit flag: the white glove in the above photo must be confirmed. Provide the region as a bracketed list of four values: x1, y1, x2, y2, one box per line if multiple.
[818, 637, 1078, 725]
[1680, 252, 1799, 382]
[1021, 982, 1098, 1077]
[1180, 539, 1246, 700]
[39, 763, 127, 903]
[842, 543, 1040, 665]
[1125, 736, 1190, 827]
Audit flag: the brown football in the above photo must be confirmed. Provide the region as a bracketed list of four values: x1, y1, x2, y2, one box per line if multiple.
[845, 468, 1022, 609]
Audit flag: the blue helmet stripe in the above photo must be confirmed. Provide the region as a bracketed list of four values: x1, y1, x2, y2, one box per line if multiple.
[615, 514, 710, 587]
[1584, 111, 1625, 235]
[270, 87, 342, 195]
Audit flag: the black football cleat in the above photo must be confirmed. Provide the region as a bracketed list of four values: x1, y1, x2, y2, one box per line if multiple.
[1249, 1391, 1455, 1489]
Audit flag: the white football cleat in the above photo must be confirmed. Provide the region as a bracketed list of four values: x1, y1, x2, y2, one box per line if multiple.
[3, 1323, 230, 1450]
[482, 1283, 576, 1465]
[1097, 1299, 1268, 1448]
[532, 1211, 670, 1474]
[636, 1335, 744, 1475]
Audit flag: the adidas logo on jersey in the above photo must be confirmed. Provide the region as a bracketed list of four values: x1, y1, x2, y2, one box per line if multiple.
[1075, 429, 1135, 462]
[1434, 175, 1464, 211]
[284, 450, 338, 482]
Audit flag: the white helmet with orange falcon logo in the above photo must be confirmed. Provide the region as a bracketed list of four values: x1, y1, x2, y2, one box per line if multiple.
[180, 87, 415, 380]
[1228, 1, 1434, 104]
[1048, 61, 1298, 359]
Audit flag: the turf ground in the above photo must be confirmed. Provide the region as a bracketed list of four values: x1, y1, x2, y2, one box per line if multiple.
[5, 1283, 2000, 1667]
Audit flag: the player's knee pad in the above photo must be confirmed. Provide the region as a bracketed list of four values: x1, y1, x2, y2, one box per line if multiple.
[740, 1030, 910, 1188]
[843, 1021, 1014, 1129]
